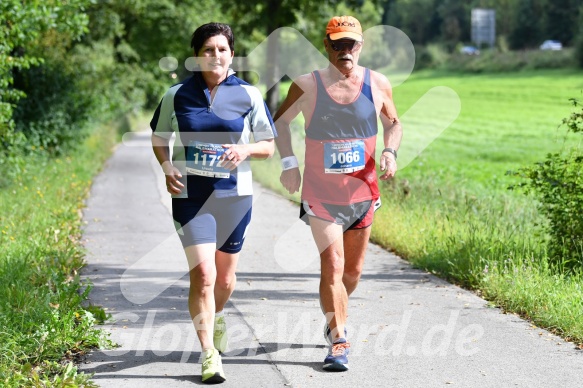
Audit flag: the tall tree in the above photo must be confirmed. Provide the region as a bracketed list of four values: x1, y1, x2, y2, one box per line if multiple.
[219, 0, 356, 113]
[509, 0, 543, 49]
[543, 0, 581, 46]
[0, 0, 89, 137]
[383, 0, 441, 45]
[437, 0, 471, 48]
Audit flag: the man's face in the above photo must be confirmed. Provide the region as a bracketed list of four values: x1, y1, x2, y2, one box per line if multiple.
[324, 37, 363, 72]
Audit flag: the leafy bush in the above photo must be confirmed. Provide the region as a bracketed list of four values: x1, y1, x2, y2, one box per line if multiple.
[0, 0, 90, 155]
[576, 26, 583, 68]
[12, 63, 94, 155]
[510, 98, 583, 268]
[414, 43, 450, 70]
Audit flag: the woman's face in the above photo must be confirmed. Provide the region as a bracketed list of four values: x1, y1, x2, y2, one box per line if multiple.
[196, 34, 233, 80]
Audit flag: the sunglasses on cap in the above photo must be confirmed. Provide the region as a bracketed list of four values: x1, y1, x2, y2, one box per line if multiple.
[327, 37, 362, 52]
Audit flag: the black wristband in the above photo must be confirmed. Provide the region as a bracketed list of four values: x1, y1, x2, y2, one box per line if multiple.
[382, 147, 397, 159]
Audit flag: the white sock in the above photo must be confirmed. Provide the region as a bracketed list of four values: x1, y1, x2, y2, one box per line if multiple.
[215, 310, 224, 318]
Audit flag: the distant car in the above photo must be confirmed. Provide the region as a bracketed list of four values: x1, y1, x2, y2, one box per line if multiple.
[540, 40, 562, 50]
[460, 46, 480, 55]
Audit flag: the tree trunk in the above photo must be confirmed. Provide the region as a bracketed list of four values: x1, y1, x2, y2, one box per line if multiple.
[265, 0, 280, 114]
[265, 32, 280, 114]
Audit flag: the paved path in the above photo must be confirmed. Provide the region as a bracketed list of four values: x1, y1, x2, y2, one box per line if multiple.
[79, 131, 582, 387]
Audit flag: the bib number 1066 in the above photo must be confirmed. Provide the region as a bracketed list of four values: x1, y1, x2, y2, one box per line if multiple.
[330, 150, 360, 165]
[324, 140, 365, 174]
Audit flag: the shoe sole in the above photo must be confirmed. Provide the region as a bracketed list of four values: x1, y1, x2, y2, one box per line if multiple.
[323, 361, 349, 372]
[202, 373, 226, 384]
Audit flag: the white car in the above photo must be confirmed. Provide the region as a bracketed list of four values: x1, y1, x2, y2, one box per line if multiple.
[460, 46, 480, 55]
[540, 40, 562, 50]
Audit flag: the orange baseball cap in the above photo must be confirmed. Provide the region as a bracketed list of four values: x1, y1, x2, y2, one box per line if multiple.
[326, 16, 363, 41]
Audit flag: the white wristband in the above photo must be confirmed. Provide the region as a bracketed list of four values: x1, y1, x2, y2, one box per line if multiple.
[281, 156, 299, 170]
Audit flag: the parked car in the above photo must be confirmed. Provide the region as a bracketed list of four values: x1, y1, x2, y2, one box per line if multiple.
[460, 46, 480, 55]
[540, 40, 562, 50]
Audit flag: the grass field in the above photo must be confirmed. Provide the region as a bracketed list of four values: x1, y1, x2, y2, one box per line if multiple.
[0, 120, 121, 386]
[252, 68, 583, 346]
[392, 69, 583, 186]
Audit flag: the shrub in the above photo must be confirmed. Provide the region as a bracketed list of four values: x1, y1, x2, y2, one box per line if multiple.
[446, 48, 576, 73]
[509, 98, 583, 269]
[12, 63, 94, 155]
[575, 29, 583, 68]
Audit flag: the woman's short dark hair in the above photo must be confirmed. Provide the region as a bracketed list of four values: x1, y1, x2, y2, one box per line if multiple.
[190, 23, 235, 55]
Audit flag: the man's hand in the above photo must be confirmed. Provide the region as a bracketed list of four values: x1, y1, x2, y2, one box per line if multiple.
[280, 168, 301, 194]
[379, 152, 397, 180]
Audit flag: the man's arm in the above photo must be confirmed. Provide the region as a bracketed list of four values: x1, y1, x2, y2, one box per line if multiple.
[374, 72, 403, 181]
[273, 79, 307, 194]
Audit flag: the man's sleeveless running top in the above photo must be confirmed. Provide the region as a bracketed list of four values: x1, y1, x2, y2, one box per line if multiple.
[302, 68, 380, 205]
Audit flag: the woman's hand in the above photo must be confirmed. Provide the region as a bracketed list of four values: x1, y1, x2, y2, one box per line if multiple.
[220, 144, 250, 170]
[161, 161, 184, 194]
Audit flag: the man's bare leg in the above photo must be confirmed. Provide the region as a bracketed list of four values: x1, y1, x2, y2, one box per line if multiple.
[342, 226, 371, 296]
[309, 217, 347, 341]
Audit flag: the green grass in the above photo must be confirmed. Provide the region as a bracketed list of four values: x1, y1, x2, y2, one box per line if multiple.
[0, 118, 122, 386]
[394, 69, 583, 186]
[482, 256, 583, 343]
[253, 68, 583, 347]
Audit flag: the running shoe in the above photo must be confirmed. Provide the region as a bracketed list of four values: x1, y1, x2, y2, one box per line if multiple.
[201, 348, 226, 384]
[323, 322, 348, 345]
[213, 315, 228, 353]
[323, 338, 350, 371]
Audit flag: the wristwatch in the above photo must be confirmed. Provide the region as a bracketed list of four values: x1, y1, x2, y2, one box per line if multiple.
[382, 147, 397, 160]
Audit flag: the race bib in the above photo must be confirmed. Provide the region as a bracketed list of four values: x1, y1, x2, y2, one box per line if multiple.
[186, 141, 230, 178]
[323, 140, 365, 174]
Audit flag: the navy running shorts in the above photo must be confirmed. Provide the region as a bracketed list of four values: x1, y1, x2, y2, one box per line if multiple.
[172, 195, 252, 253]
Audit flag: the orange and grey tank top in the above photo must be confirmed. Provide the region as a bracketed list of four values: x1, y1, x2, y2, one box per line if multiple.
[302, 68, 380, 205]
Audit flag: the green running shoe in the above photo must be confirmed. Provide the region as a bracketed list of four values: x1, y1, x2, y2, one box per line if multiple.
[201, 348, 226, 384]
[213, 315, 228, 353]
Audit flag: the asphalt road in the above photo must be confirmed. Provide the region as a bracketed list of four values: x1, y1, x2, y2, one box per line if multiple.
[79, 131, 582, 387]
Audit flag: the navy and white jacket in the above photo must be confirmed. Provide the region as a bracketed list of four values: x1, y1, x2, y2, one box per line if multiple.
[150, 70, 276, 200]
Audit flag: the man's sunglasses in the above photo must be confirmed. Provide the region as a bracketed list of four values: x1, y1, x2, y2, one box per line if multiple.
[327, 37, 362, 52]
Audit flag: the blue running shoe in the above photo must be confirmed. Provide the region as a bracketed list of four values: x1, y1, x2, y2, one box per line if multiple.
[323, 338, 350, 371]
[324, 323, 348, 345]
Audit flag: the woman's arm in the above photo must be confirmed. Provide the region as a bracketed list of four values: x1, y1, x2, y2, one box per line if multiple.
[151, 133, 184, 194]
[219, 139, 274, 170]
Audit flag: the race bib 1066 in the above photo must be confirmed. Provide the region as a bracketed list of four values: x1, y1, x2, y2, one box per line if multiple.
[323, 140, 365, 174]
[186, 141, 230, 178]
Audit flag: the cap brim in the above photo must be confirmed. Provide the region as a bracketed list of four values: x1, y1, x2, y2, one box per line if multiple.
[329, 32, 363, 42]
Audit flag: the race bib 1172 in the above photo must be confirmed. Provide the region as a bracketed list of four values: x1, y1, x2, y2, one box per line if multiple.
[186, 141, 230, 178]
